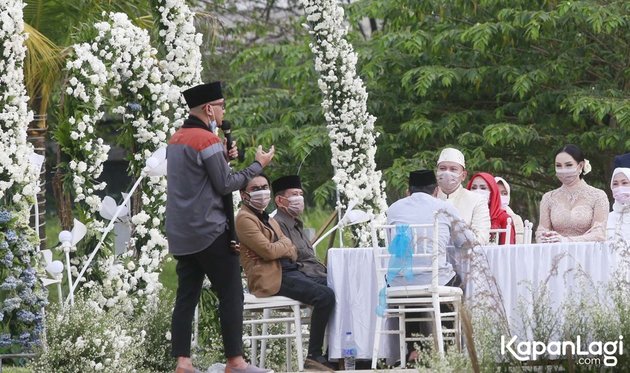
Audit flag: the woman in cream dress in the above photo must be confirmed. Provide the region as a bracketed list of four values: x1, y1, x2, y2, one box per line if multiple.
[536, 144, 609, 243]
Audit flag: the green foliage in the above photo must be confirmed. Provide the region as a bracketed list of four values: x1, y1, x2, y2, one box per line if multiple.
[199, 1, 336, 207]
[341, 0, 630, 215]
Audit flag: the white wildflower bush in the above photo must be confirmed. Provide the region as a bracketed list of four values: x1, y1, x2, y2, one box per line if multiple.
[32, 287, 176, 372]
[458, 239, 630, 371]
[31, 288, 142, 373]
[300, 0, 388, 246]
[0, 0, 47, 354]
[390, 239, 630, 372]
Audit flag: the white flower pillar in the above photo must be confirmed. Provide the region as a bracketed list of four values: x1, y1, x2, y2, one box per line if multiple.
[0, 0, 47, 351]
[301, 0, 388, 245]
[57, 12, 184, 309]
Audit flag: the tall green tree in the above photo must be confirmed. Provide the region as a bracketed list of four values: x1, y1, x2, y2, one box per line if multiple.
[347, 0, 630, 218]
[201, 0, 337, 205]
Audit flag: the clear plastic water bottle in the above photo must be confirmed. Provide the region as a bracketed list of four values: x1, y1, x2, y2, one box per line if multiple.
[342, 331, 357, 370]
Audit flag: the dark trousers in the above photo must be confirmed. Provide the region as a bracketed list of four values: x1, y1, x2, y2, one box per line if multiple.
[171, 231, 244, 358]
[406, 275, 461, 354]
[275, 270, 335, 358]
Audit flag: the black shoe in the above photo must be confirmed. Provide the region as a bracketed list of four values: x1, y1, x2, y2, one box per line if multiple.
[304, 355, 335, 371]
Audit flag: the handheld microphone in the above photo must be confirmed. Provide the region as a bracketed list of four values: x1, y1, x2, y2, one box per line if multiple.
[221, 120, 244, 162]
[222, 120, 234, 151]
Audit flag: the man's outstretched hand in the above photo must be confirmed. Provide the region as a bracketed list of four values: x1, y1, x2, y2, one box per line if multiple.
[255, 145, 275, 168]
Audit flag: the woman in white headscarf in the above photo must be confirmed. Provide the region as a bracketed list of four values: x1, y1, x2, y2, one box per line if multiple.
[495, 176, 525, 243]
[607, 167, 630, 241]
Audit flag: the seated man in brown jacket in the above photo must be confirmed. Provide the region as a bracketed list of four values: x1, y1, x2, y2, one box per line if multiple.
[236, 175, 336, 371]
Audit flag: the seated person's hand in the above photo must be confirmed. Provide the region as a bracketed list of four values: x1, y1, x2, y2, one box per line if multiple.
[244, 248, 261, 260]
[541, 231, 565, 243]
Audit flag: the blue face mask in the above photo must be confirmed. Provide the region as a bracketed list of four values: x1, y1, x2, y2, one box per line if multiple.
[209, 120, 217, 132]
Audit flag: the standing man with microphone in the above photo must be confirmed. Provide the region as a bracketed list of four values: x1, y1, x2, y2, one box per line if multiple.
[166, 81, 275, 373]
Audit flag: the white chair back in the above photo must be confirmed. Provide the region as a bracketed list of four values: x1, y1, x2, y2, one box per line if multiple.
[371, 218, 440, 292]
[369, 214, 462, 368]
[523, 219, 534, 244]
[488, 217, 513, 245]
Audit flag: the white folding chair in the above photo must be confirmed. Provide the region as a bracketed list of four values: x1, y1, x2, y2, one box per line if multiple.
[370, 215, 462, 369]
[523, 219, 534, 244]
[488, 217, 513, 245]
[242, 293, 309, 372]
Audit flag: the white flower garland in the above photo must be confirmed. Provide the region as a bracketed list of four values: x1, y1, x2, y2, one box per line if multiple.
[301, 0, 388, 245]
[153, 0, 203, 131]
[0, 0, 38, 204]
[0, 0, 47, 351]
[61, 11, 186, 308]
[153, 0, 203, 87]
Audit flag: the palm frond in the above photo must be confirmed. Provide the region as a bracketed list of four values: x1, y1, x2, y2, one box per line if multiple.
[24, 23, 64, 115]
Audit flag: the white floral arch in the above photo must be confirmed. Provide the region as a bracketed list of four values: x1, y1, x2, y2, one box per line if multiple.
[56, 3, 202, 307]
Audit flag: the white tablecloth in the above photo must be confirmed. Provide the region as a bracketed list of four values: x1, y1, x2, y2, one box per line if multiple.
[326, 247, 395, 360]
[465, 241, 625, 338]
[326, 242, 628, 358]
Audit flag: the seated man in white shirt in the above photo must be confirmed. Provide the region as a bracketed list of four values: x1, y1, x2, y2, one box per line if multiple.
[387, 169, 477, 362]
[435, 147, 491, 244]
[387, 169, 478, 287]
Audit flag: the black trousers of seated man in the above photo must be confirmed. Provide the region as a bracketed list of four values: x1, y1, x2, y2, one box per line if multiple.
[405, 275, 461, 355]
[275, 269, 336, 359]
[171, 231, 244, 358]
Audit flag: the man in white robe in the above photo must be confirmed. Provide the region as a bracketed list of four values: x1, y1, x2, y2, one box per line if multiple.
[435, 147, 491, 244]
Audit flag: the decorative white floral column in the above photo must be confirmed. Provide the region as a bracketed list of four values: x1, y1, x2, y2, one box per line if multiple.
[58, 12, 188, 309]
[301, 0, 388, 245]
[0, 0, 47, 351]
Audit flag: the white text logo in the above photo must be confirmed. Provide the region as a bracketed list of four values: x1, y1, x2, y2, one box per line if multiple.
[501, 335, 624, 367]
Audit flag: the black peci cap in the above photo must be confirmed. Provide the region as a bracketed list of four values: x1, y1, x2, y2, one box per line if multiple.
[272, 175, 302, 195]
[182, 81, 223, 109]
[409, 169, 436, 187]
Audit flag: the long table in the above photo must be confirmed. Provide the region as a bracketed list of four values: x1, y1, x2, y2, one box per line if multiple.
[465, 241, 626, 339]
[326, 242, 628, 358]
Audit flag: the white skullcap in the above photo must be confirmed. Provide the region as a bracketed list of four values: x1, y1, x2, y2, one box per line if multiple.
[494, 176, 510, 196]
[611, 167, 630, 189]
[437, 147, 465, 168]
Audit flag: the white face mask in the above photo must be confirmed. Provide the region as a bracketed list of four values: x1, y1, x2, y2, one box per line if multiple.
[613, 186, 630, 205]
[285, 195, 305, 216]
[472, 189, 490, 202]
[500, 195, 510, 208]
[209, 120, 217, 132]
[555, 167, 580, 185]
[247, 190, 271, 211]
[436, 171, 462, 194]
